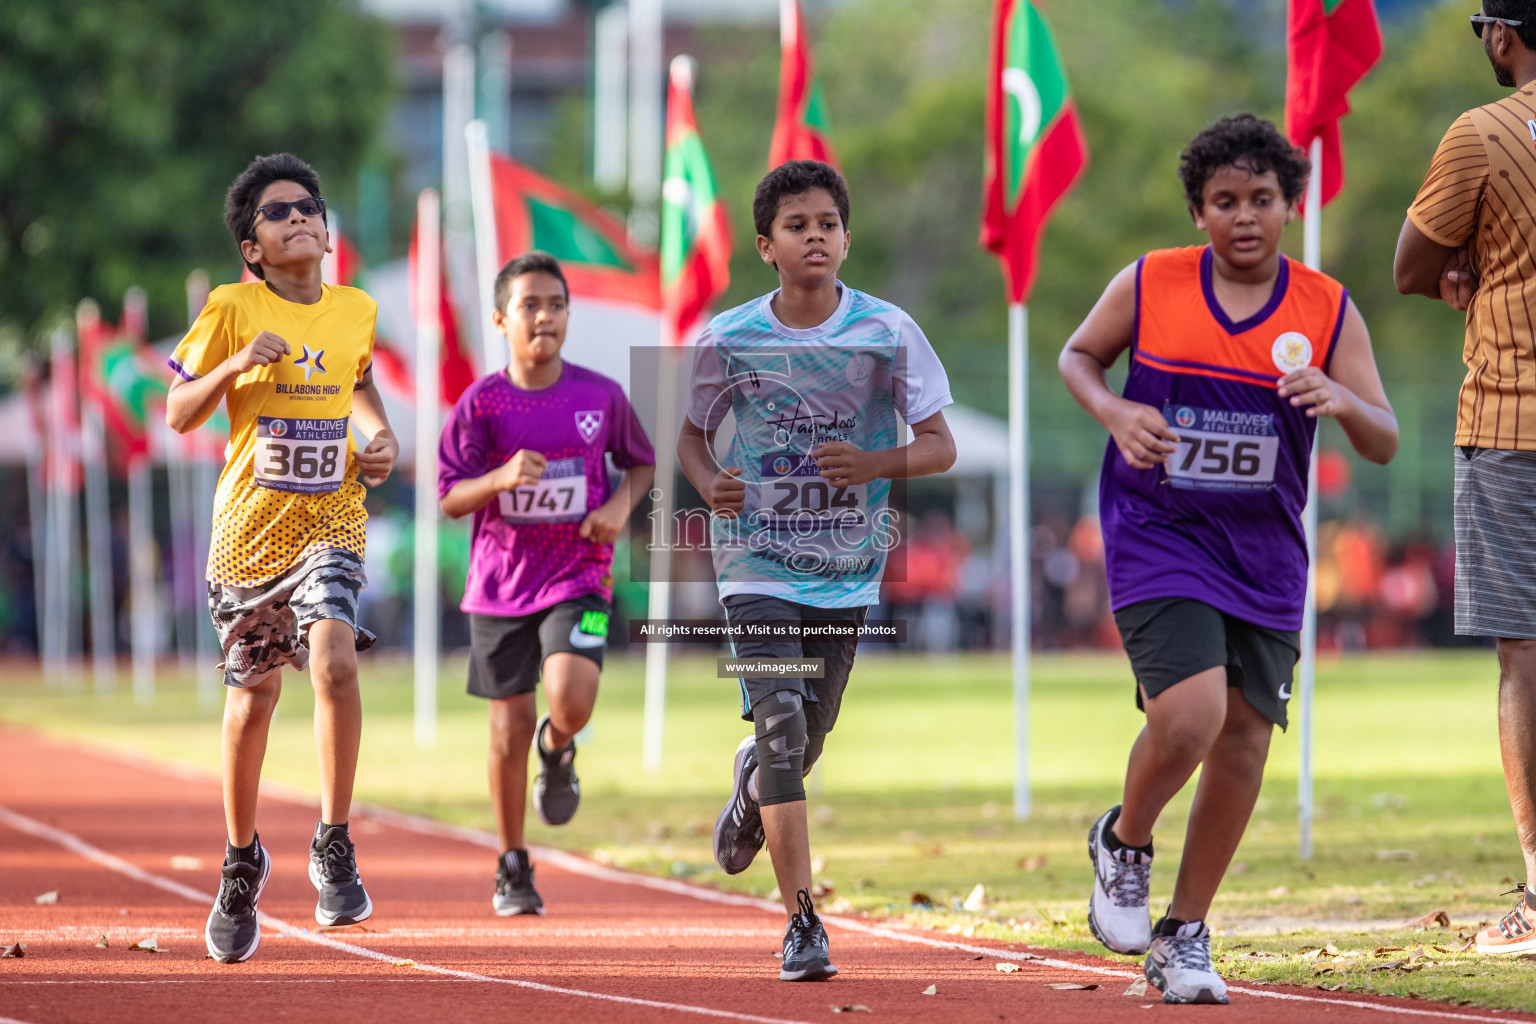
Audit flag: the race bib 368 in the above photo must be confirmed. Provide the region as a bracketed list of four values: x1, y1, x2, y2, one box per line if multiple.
[1162, 403, 1279, 492]
[254, 417, 349, 494]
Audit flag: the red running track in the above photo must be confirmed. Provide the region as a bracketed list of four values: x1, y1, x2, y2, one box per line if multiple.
[0, 724, 1528, 1024]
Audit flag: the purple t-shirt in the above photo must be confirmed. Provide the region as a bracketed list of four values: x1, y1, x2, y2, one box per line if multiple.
[438, 363, 655, 618]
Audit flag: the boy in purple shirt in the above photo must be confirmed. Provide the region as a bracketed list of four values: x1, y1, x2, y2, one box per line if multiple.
[439, 251, 655, 915]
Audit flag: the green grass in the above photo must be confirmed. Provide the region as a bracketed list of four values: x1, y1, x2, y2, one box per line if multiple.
[4, 650, 1535, 1009]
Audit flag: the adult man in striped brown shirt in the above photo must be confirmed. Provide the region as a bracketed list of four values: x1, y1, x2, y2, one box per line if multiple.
[1395, 1, 1536, 957]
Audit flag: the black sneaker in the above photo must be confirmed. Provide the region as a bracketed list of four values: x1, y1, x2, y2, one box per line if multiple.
[492, 849, 545, 916]
[308, 822, 373, 926]
[714, 735, 764, 875]
[779, 889, 837, 982]
[532, 714, 580, 826]
[205, 836, 270, 964]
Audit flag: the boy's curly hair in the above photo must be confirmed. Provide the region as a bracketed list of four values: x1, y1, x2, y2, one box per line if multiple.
[752, 160, 851, 239]
[1178, 115, 1310, 211]
[224, 153, 324, 281]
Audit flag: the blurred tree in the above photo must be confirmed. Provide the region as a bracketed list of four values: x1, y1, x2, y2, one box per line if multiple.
[0, 0, 396, 362]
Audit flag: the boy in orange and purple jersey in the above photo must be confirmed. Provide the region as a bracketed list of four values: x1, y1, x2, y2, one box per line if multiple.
[1059, 116, 1398, 1004]
[166, 153, 398, 964]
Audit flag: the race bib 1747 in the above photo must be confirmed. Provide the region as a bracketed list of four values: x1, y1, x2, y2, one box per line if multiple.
[498, 456, 589, 524]
[1161, 403, 1279, 492]
[254, 417, 349, 494]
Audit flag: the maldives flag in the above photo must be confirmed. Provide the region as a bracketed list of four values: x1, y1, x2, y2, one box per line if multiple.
[662, 58, 732, 346]
[79, 295, 159, 467]
[768, 0, 839, 170]
[407, 215, 477, 405]
[980, 0, 1087, 304]
[1285, 0, 1382, 207]
[484, 153, 661, 309]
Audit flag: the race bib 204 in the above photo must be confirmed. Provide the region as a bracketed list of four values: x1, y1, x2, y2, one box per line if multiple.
[254, 417, 349, 494]
[1162, 403, 1279, 492]
[753, 452, 866, 533]
[499, 456, 589, 524]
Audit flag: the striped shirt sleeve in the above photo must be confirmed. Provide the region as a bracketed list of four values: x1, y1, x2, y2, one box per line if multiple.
[168, 294, 234, 382]
[1408, 113, 1487, 248]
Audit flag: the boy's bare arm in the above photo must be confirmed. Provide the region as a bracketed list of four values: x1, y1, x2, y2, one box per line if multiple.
[350, 379, 399, 486]
[809, 410, 956, 486]
[1276, 300, 1398, 465]
[440, 451, 546, 519]
[678, 418, 744, 516]
[1058, 263, 1179, 470]
[165, 330, 289, 433]
[579, 463, 658, 544]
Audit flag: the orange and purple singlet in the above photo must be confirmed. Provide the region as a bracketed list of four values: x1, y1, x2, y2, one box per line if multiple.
[1098, 245, 1348, 631]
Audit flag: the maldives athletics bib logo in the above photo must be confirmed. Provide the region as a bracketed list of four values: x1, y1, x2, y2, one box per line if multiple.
[575, 410, 604, 443]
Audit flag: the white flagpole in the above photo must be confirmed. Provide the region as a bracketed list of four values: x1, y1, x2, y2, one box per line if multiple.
[413, 189, 443, 750]
[78, 301, 116, 695]
[465, 120, 504, 374]
[186, 269, 221, 705]
[1009, 301, 1031, 820]
[1298, 135, 1324, 861]
[628, 0, 664, 246]
[128, 454, 157, 706]
[594, 2, 630, 193]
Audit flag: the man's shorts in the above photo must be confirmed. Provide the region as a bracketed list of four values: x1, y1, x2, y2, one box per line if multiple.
[466, 594, 611, 700]
[208, 548, 375, 688]
[1113, 597, 1297, 729]
[1454, 446, 1536, 638]
[721, 594, 868, 737]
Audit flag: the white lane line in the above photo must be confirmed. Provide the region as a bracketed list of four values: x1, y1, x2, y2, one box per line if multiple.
[0, 804, 822, 1024]
[0, 1016, 44, 1024]
[22, 738, 1535, 1024]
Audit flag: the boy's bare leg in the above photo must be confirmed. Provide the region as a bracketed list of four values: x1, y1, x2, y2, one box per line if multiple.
[488, 693, 537, 851]
[762, 800, 814, 920]
[308, 619, 362, 825]
[1496, 640, 1536, 889]
[1113, 666, 1227, 847]
[541, 653, 600, 749]
[222, 669, 282, 847]
[1168, 693, 1273, 922]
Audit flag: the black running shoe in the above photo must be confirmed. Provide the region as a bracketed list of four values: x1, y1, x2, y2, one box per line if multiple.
[205, 837, 269, 964]
[714, 735, 765, 875]
[532, 714, 580, 826]
[780, 889, 837, 982]
[492, 849, 545, 916]
[308, 822, 373, 926]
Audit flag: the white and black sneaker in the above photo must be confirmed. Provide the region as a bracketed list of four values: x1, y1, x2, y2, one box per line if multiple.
[1087, 804, 1153, 954]
[533, 714, 580, 826]
[1145, 917, 1228, 1005]
[492, 849, 545, 916]
[309, 822, 373, 926]
[714, 735, 765, 875]
[780, 889, 837, 982]
[205, 836, 270, 964]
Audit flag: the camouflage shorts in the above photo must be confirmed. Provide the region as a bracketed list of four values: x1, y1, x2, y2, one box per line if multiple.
[208, 548, 377, 688]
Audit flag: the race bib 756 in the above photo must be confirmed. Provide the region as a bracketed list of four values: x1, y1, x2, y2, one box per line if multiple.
[254, 417, 349, 494]
[1161, 403, 1278, 492]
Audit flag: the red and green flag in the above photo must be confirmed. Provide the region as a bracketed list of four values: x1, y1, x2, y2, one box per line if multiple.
[980, 0, 1088, 305]
[485, 153, 661, 309]
[1285, 0, 1382, 207]
[663, 58, 733, 346]
[404, 213, 478, 406]
[79, 296, 160, 467]
[768, 0, 839, 170]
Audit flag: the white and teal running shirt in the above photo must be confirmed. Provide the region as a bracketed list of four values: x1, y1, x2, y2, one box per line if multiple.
[685, 284, 952, 609]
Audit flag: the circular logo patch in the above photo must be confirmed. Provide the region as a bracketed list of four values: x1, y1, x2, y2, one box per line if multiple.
[1271, 332, 1313, 374]
[268, 419, 289, 439]
[1175, 407, 1196, 429]
[845, 353, 874, 387]
[772, 456, 793, 476]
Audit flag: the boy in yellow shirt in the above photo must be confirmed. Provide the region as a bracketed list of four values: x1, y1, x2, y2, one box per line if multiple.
[166, 153, 399, 964]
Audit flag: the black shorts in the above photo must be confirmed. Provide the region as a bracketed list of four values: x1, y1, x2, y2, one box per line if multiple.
[721, 594, 867, 738]
[466, 595, 610, 701]
[1113, 597, 1298, 729]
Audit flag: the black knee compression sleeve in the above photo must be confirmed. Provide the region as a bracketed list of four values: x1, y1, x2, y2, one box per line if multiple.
[751, 691, 809, 806]
[802, 731, 826, 776]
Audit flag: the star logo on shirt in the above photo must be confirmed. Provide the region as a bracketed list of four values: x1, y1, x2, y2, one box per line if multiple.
[294, 345, 327, 382]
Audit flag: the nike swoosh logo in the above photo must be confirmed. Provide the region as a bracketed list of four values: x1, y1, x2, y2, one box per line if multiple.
[1278, 684, 1292, 700]
[568, 624, 606, 649]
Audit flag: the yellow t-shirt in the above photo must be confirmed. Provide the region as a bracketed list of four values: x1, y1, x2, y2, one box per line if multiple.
[170, 282, 376, 587]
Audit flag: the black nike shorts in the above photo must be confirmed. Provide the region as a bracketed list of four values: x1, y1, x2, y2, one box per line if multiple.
[466, 594, 610, 700]
[1113, 597, 1298, 729]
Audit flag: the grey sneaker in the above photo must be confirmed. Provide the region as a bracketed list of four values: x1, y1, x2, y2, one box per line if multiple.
[532, 714, 580, 826]
[780, 889, 837, 982]
[492, 849, 545, 916]
[1087, 805, 1153, 954]
[308, 822, 373, 926]
[205, 837, 270, 964]
[713, 735, 765, 875]
[1145, 918, 1228, 1005]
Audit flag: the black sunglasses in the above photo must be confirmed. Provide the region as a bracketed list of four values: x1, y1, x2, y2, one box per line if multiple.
[249, 196, 326, 232]
[1472, 12, 1524, 38]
